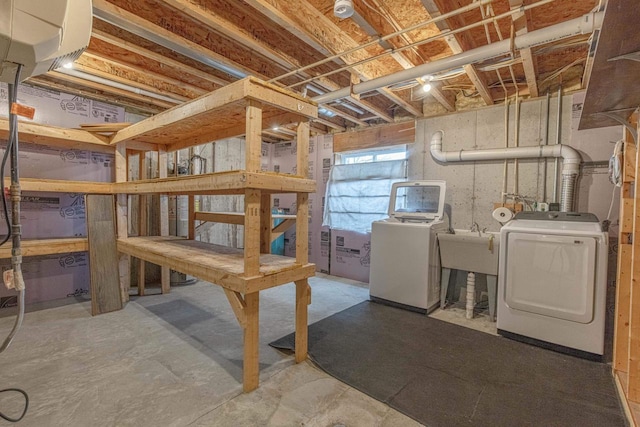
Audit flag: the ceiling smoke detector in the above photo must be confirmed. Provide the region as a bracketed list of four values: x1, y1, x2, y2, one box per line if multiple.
[334, 0, 354, 18]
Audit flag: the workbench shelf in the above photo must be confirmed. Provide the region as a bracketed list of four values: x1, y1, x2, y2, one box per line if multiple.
[109, 76, 318, 392]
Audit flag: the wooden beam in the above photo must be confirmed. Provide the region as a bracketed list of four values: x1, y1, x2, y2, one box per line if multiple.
[47, 70, 177, 110]
[333, 120, 415, 152]
[0, 119, 113, 154]
[0, 238, 88, 259]
[425, 0, 494, 105]
[245, 0, 418, 119]
[27, 75, 165, 115]
[158, 145, 171, 294]
[92, 0, 269, 80]
[510, 0, 539, 98]
[78, 52, 207, 100]
[223, 288, 247, 328]
[271, 218, 295, 236]
[91, 29, 229, 87]
[195, 211, 244, 225]
[244, 189, 261, 276]
[243, 291, 260, 392]
[295, 279, 310, 363]
[628, 116, 640, 401]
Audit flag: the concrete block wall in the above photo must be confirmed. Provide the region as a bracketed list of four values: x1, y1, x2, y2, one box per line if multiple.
[412, 92, 623, 232]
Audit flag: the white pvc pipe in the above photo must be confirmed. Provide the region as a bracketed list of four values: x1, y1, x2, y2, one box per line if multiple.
[430, 130, 581, 211]
[313, 12, 603, 105]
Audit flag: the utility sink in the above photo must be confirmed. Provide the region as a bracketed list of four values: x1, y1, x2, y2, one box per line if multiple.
[438, 230, 500, 275]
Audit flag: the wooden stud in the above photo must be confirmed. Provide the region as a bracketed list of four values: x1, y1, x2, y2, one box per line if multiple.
[115, 142, 130, 302]
[296, 122, 310, 178]
[158, 146, 171, 294]
[245, 100, 263, 173]
[295, 279, 310, 363]
[296, 193, 309, 265]
[244, 189, 261, 277]
[188, 195, 196, 240]
[260, 193, 272, 254]
[615, 243, 633, 372]
[628, 120, 640, 401]
[223, 288, 247, 328]
[138, 152, 148, 296]
[243, 291, 260, 392]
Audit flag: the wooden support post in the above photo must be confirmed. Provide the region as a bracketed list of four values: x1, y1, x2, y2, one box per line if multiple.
[296, 193, 309, 265]
[628, 119, 640, 401]
[245, 100, 262, 173]
[295, 279, 310, 363]
[243, 291, 260, 392]
[260, 193, 272, 254]
[138, 152, 148, 296]
[615, 140, 637, 372]
[297, 121, 309, 178]
[188, 194, 196, 240]
[115, 142, 130, 302]
[244, 189, 261, 277]
[158, 145, 171, 294]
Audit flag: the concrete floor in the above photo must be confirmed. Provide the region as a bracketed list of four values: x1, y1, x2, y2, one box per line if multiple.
[0, 274, 422, 426]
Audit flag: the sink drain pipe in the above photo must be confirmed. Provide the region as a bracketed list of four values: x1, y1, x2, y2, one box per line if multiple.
[430, 130, 581, 212]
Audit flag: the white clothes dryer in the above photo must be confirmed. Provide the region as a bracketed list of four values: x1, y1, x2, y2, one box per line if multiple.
[497, 212, 608, 358]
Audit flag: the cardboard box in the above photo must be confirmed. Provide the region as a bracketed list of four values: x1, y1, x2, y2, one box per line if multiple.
[0, 252, 89, 306]
[330, 229, 371, 283]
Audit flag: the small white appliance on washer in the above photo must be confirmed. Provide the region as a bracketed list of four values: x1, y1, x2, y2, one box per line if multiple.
[369, 180, 447, 313]
[497, 211, 608, 358]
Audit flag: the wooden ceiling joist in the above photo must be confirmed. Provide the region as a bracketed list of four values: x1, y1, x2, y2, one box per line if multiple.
[92, 0, 262, 80]
[510, 0, 539, 98]
[245, 0, 421, 119]
[90, 29, 229, 87]
[426, 0, 494, 105]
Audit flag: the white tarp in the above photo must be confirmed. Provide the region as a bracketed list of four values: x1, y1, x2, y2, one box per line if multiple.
[323, 159, 406, 233]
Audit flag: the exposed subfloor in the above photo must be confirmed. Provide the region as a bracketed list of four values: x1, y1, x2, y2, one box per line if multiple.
[0, 274, 422, 426]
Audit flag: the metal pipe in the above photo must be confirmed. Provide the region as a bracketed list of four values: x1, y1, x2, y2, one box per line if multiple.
[553, 86, 562, 203]
[270, 0, 492, 84]
[313, 12, 603, 104]
[299, 0, 555, 91]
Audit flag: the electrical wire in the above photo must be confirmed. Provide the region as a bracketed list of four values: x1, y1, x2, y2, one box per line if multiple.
[0, 64, 29, 423]
[0, 388, 28, 422]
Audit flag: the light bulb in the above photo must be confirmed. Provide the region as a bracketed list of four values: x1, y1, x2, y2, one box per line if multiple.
[422, 83, 432, 93]
[62, 62, 73, 69]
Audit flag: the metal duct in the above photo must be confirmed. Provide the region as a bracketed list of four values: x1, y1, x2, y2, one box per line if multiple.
[430, 130, 581, 212]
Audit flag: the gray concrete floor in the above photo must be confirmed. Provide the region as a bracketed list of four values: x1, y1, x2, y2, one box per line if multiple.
[0, 274, 421, 426]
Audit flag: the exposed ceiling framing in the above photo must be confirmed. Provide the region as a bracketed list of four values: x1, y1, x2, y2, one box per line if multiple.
[23, 0, 600, 140]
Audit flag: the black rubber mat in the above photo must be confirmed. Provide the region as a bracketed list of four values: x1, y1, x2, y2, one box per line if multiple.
[270, 301, 626, 427]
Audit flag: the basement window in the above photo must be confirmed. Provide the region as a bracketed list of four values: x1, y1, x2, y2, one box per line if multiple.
[323, 146, 407, 233]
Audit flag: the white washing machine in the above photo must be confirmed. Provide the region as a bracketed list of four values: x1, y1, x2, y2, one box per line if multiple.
[370, 180, 447, 313]
[497, 212, 608, 357]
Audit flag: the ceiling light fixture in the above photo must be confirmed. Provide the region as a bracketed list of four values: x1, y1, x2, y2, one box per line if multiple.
[62, 61, 73, 69]
[334, 0, 354, 18]
[421, 75, 434, 93]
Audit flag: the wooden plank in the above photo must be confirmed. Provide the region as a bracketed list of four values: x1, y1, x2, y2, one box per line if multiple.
[6, 178, 113, 194]
[333, 120, 415, 152]
[295, 279, 310, 363]
[243, 291, 260, 392]
[0, 118, 114, 154]
[86, 195, 122, 316]
[615, 243, 633, 372]
[111, 171, 316, 195]
[188, 195, 196, 240]
[115, 142, 130, 302]
[80, 122, 131, 132]
[0, 238, 87, 259]
[244, 189, 261, 277]
[616, 371, 640, 426]
[195, 211, 245, 225]
[628, 118, 640, 401]
[110, 77, 316, 147]
[158, 146, 171, 294]
[245, 100, 263, 173]
[297, 122, 310, 178]
[223, 288, 247, 328]
[260, 194, 272, 254]
[91, 29, 228, 87]
[296, 193, 309, 265]
[623, 199, 635, 233]
[272, 218, 295, 236]
[116, 236, 315, 293]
